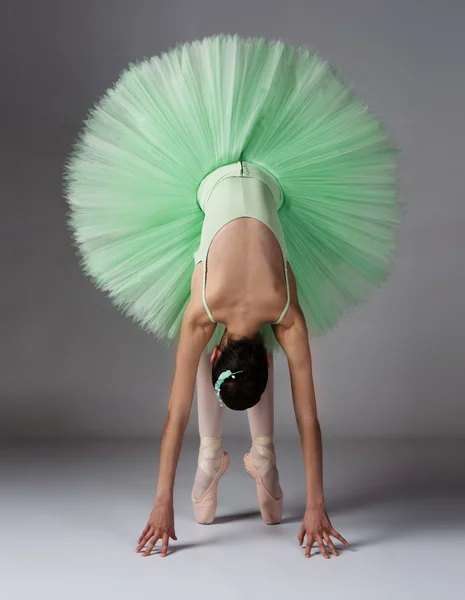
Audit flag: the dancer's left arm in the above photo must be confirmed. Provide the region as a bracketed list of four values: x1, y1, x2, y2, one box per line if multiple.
[275, 309, 350, 558]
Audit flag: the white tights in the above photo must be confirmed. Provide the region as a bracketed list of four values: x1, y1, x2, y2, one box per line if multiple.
[192, 350, 281, 500]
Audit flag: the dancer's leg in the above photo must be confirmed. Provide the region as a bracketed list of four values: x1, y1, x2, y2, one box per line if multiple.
[192, 349, 225, 500]
[246, 353, 282, 499]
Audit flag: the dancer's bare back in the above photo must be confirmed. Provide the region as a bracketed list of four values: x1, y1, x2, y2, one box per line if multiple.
[190, 216, 298, 329]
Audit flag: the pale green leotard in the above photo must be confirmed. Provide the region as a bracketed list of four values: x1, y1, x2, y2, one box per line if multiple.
[194, 161, 291, 325]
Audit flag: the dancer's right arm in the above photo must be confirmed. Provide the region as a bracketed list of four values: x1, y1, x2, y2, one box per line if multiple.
[156, 303, 213, 502]
[136, 301, 215, 556]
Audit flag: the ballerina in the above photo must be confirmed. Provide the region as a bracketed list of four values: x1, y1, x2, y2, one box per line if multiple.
[135, 160, 350, 557]
[63, 34, 400, 558]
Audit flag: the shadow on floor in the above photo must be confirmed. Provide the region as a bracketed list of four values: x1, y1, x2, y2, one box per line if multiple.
[143, 540, 216, 557]
[214, 509, 261, 524]
[279, 484, 465, 548]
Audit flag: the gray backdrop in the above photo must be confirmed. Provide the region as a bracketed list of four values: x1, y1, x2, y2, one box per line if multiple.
[1, 0, 464, 439]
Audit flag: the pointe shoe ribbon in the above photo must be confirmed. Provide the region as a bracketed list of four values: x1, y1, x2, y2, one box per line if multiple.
[249, 436, 277, 475]
[198, 437, 223, 475]
[191, 451, 230, 525]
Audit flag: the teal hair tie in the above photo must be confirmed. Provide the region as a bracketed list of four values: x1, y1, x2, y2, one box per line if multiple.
[214, 369, 243, 406]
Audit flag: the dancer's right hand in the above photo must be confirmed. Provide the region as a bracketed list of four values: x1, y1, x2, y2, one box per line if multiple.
[136, 502, 177, 557]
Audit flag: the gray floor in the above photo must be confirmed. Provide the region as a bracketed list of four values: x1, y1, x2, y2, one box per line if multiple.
[1, 436, 464, 599]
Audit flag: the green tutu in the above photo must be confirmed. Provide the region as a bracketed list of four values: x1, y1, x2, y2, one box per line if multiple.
[63, 34, 400, 354]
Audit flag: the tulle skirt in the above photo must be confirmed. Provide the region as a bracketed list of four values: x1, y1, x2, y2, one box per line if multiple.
[63, 34, 401, 354]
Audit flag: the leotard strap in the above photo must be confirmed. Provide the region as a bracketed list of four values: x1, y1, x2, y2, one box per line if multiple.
[272, 258, 291, 325]
[202, 259, 217, 323]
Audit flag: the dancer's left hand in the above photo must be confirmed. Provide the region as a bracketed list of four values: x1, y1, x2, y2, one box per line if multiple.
[298, 506, 349, 558]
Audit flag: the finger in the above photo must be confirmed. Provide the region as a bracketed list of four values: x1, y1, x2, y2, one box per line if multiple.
[138, 524, 149, 544]
[136, 528, 154, 552]
[323, 532, 338, 557]
[305, 536, 313, 558]
[142, 534, 158, 557]
[143, 534, 160, 557]
[330, 528, 350, 546]
[161, 533, 169, 557]
[171, 531, 178, 541]
[297, 525, 305, 547]
[316, 535, 330, 559]
[136, 529, 153, 553]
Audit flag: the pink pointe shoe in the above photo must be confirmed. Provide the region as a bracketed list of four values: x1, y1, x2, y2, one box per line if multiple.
[191, 451, 230, 524]
[243, 452, 283, 524]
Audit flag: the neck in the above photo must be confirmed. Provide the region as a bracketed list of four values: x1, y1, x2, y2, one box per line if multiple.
[222, 318, 261, 342]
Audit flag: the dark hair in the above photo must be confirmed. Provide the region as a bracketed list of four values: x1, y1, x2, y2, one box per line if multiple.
[211, 332, 268, 411]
